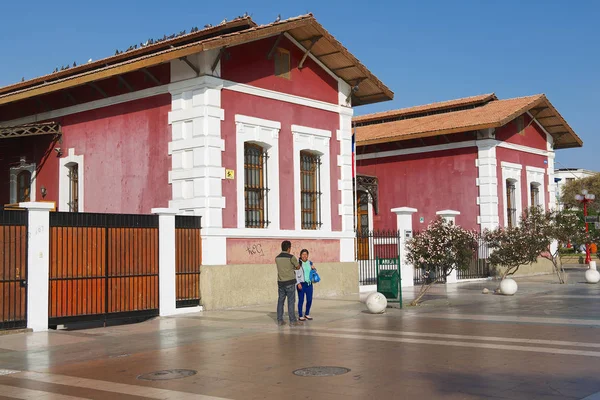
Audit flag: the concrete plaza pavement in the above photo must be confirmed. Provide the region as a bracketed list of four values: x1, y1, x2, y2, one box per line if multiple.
[1, 269, 600, 399]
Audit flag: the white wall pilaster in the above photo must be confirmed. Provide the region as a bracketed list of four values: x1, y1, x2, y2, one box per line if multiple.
[392, 207, 417, 288]
[436, 210, 461, 284]
[152, 208, 178, 316]
[168, 74, 225, 231]
[476, 139, 499, 232]
[20, 202, 53, 332]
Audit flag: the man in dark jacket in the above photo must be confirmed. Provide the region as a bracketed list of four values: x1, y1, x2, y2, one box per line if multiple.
[275, 240, 302, 326]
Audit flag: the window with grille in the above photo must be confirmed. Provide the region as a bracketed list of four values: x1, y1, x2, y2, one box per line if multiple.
[244, 143, 269, 228]
[274, 48, 290, 79]
[530, 183, 540, 207]
[68, 164, 79, 212]
[300, 151, 322, 230]
[16, 170, 31, 202]
[507, 180, 517, 227]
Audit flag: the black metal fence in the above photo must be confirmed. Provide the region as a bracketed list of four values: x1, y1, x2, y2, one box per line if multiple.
[457, 238, 491, 280]
[48, 212, 159, 326]
[0, 210, 28, 330]
[175, 215, 202, 308]
[356, 230, 401, 285]
[357, 230, 490, 286]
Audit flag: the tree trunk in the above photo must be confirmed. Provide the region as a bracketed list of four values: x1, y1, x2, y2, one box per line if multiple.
[410, 282, 433, 306]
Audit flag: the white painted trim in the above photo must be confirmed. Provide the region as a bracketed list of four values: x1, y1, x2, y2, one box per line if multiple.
[476, 139, 499, 231]
[235, 115, 281, 130]
[496, 141, 549, 157]
[222, 78, 340, 113]
[1, 84, 170, 127]
[2, 76, 349, 129]
[356, 140, 550, 161]
[526, 166, 546, 174]
[502, 162, 523, 227]
[526, 166, 546, 209]
[292, 125, 332, 232]
[500, 161, 523, 171]
[202, 227, 355, 239]
[356, 141, 478, 160]
[284, 33, 340, 83]
[235, 114, 281, 229]
[58, 149, 84, 212]
[291, 124, 332, 138]
[9, 162, 36, 203]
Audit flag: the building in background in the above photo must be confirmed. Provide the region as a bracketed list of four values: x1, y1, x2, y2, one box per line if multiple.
[554, 168, 598, 209]
[354, 93, 582, 245]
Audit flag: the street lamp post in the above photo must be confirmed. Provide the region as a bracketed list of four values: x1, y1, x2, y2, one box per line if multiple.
[575, 189, 595, 264]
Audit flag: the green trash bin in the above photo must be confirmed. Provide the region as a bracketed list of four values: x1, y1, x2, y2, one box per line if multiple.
[377, 269, 399, 299]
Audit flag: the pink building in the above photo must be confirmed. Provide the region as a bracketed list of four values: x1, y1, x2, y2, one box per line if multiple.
[354, 93, 582, 241]
[0, 14, 393, 308]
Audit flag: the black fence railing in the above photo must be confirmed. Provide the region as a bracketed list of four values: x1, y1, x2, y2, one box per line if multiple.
[0, 210, 28, 330]
[175, 215, 202, 308]
[457, 238, 491, 280]
[356, 230, 401, 285]
[357, 230, 490, 286]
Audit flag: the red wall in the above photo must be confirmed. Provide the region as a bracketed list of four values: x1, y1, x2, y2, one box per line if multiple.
[221, 36, 338, 104]
[496, 146, 548, 227]
[220, 90, 341, 231]
[60, 94, 172, 214]
[495, 114, 548, 150]
[357, 147, 480, 231]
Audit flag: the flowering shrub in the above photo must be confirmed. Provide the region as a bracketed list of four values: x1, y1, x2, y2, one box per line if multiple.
[406, 217, 479, 305]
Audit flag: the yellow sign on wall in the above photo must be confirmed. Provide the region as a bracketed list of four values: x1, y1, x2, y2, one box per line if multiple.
[225, 169, 235, 180]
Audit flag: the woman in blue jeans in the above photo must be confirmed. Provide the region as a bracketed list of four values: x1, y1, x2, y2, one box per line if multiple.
[296, 249, 316, 321]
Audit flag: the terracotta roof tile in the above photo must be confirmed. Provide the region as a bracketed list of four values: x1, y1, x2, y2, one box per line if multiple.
[354, 94, 582, 149]
[353, 93, 497, 124]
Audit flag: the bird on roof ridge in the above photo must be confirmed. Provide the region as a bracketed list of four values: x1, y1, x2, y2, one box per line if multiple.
[275, 14, 281, 22]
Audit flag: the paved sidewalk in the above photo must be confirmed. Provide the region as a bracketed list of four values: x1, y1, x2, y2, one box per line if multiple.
[1, 269, 600, 399]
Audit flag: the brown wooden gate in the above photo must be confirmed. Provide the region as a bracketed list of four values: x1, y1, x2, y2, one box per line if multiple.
[175, 216, 202, 308]
[48, 212, 159, 326]
[0, 210, 27, 330]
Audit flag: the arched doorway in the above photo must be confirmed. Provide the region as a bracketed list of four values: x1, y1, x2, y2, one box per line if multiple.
[356, 190, 370, 260]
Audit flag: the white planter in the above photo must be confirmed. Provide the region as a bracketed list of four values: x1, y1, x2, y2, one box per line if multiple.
[585, 268, 600, 284]
[366, 292, 387, 314]
[500, 278, 518, 296]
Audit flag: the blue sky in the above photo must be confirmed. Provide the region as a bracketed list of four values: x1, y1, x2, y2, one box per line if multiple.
[1, 0, 598, 170]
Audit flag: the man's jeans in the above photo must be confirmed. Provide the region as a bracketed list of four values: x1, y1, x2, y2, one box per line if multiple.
[277, 283, 297, 322]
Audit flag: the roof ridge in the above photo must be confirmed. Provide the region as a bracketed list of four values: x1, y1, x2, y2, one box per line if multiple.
[353, 93, 497, 124]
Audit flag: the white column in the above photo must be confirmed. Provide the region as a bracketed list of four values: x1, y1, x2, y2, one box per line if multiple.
[20, 202, 53, 332]
[437, 210, 461, 284]
[476, 138, 499, 232]
[547, 151, 557, 210]
[392, 207, 417, 288]
[152, 208, 178, 317]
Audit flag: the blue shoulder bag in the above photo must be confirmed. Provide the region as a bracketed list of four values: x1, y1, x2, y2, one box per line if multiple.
[309, 267, 321, 283]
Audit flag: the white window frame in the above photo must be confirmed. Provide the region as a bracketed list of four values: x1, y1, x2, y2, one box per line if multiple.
[235, 115, 280, 229]
[526, 166, 546, 209]
[59, 148, 85, 212]
[292, 124, 332, 231]
[9, 160, 36, 204]
[501, 161, 523, 227]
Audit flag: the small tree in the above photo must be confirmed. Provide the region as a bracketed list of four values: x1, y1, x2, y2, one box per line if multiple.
[406, 217, 479, 306]
[484, 224, 539, 281]
[485, 207, 600, 284]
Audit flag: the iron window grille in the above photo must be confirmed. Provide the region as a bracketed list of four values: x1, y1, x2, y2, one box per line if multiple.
[530, 183, 540, 207]
[507, 181, 517, 227]
[68, 164, 79, 212]
[16, 170, 31, 202]
[300, 151, 322, 230]
[244, 143, 269, 228]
